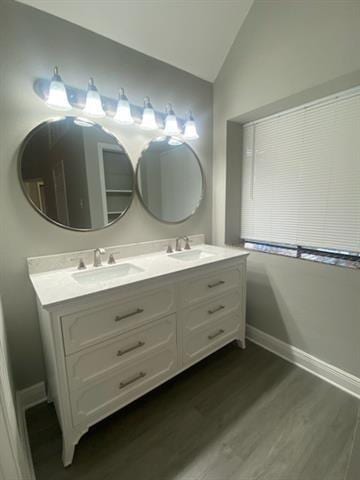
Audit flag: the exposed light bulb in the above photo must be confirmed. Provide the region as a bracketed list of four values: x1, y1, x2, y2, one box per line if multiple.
[140, 97, 158, 130]
[83, 77, 105, 118]
[163, 103, 180, 136]
[46, 66, 71, 111]
[113, 88, 134, 124]
[183, 111, 199, 140]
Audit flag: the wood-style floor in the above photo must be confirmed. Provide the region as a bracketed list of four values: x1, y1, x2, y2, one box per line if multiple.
[26, 342, 360, 480]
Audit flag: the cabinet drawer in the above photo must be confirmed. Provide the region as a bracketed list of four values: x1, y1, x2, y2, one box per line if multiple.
[182, 290, 241, 335]
[182, 314, 240, 367]
[62, 287, 175, 354]
[180, 266, 242, 307]
[66, 315, 176, 390]
[70, 347, 177, 426]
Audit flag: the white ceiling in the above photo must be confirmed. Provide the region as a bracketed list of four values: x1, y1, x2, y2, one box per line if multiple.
[16, 0, 253, 82]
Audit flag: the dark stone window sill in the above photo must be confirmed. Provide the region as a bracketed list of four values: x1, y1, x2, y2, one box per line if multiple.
[233, 240, 360, 270]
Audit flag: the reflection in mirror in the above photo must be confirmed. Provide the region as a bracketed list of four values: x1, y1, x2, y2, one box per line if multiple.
[19, 117, 134, 231]
[136, 136, 204, 223]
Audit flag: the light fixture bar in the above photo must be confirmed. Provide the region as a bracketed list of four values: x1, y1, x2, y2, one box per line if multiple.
[36, 73, 199, 138]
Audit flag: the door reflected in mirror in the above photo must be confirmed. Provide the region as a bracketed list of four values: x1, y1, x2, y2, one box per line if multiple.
[136, 137, 204, 223]
[19, 117, 134, 231]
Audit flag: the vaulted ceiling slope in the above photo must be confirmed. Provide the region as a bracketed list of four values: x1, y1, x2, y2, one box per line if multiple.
[16, 0, 253, 82]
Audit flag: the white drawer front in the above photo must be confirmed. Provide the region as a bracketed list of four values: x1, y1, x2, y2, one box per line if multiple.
[62, 286, 175, 354]
[70, 347, 177, 426]
[66, 315, 176, 390]
[182, 314, 240, 367]
[180, 266, 242, 307]
[182, 290, 242, 335]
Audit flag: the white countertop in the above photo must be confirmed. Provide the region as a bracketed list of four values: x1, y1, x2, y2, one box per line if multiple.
[29, 244, 248, 309]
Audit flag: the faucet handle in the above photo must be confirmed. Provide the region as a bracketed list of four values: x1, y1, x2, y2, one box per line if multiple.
[166, 244, 173, 254]
[77, 258, 86, 270]
[108, 253, 116, 264]
[184, 237, 191, 250]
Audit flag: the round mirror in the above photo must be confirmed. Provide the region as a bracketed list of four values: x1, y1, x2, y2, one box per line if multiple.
[136, 137, 204, 223]
[19, 117, 134, 231]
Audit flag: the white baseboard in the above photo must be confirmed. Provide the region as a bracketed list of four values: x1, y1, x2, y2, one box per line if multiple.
[246, 325, 360, 399]
[16, 382, 47, 480]
[16, 382, 47, 412]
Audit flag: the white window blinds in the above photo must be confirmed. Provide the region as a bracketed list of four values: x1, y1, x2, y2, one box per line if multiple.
[240, 88, 360, 253]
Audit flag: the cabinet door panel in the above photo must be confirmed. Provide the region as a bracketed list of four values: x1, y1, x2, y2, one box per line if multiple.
[182, 314, 240, 367]
[180, 266, 243, 307]
[182, 290, 242, 335]
[62, 287, 175, 354]
[66, 315, 176, 390]
[70, 347, 177, 426]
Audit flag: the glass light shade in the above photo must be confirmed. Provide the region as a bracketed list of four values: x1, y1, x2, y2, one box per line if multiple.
[46, 67, 71, 111]
[113, 89, 133, 124]
[83, 78, 105, 118]
[140, 97, 158, 130]
[183, 119, 199, 140]
[164, 113, 180, 135]
[141, 108, 158, 129]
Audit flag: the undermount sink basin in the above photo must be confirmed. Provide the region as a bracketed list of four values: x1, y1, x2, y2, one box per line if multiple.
[169, 249, 215, 262]
[72, 263, 143, 285]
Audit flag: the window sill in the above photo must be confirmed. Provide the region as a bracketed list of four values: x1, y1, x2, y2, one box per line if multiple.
[229, 241, 360, 270]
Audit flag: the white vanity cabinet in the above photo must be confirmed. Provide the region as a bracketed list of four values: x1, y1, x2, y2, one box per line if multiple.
[36, 255, 247, 466]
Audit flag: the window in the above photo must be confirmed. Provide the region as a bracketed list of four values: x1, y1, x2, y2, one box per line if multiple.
[240, 86, 360, 267]
[242, 241, 360, 269]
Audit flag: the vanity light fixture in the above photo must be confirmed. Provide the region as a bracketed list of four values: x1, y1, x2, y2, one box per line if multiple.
[39, 70, 200, 137]
[83, 77, 105, 118]
[113, 88, 134, 124]
[46, 66, 72, 111]
[183, 111, 199, 140]
[140, 96, 158, 130]
[163, 103, 180, 136]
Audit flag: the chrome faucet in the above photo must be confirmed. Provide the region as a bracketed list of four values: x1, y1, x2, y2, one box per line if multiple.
[175, 236, 191, 251]
[93, 247, 105, 267]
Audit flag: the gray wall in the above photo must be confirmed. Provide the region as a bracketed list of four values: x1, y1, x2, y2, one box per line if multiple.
[214, 0, 360, 376]
[0, 0, 213, 389]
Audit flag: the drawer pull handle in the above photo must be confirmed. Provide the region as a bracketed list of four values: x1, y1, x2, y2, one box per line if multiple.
[119, 371, 146, 389]
[208, 305, 225, 315]
[208, 329, 225, 340]
[208, 280, 225, 289]
[117, 341, 145, 357]
[115, 308, 144, 322]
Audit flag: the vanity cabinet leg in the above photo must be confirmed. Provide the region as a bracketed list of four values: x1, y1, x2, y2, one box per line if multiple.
[62, 438, 76, 467]
[235, 337, 246, 349]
